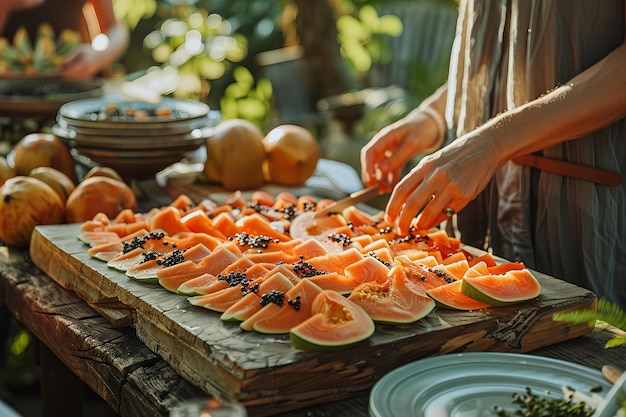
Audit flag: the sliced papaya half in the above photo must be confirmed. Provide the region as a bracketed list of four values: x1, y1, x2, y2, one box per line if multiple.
[348, 265, 436, 324]
[426, 280, 491, 311]
[460, 269, 541, 306]
[290, 290, 375, 351]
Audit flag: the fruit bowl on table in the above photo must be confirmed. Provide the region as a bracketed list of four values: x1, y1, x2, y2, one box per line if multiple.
[52, 95, 221, 180]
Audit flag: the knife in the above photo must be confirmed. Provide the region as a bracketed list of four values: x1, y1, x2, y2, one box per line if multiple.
[314, 185, 380, 218]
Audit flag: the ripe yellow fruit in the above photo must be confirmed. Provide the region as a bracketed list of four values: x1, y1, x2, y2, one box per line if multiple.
[29, 166, 76, 202]
[65, 176, 137, 223]
[11, 133, 77, 182]
[82, 166, 124, 182]
[204, 119, 267, 190]
[262, 125, 320, 186]
[0, 155, 16, 186]
[0, 176, 65, 248]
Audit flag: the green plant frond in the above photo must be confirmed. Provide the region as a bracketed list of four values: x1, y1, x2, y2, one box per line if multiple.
[553, 299, 626, 330]
[596, 299, 626, 329]
[605, 336, 626, 349]
[553, 309, 600, 327]
[554, 299, 626, 349]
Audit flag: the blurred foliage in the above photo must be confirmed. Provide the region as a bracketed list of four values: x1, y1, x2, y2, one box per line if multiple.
[334, 2, 403, 76]
[113, 0, 452, 131]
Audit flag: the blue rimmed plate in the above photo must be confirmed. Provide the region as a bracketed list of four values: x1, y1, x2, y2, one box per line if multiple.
[369, 352, 612, 417]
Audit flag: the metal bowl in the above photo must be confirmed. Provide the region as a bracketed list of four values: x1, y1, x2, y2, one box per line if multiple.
[52, 96, 220, 179]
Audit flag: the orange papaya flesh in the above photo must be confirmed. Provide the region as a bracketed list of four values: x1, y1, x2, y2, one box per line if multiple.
[211, 211, 241, 238]
[243, 279, 324, 334]
[133, 243, 213, 288]
[79, 231, 120, 247]
[156, 243, 242, 284]
[180, 210, 227, 240]
[305, 247, 364, 275]
[341, 205, 382, 227]
[365, 248, 394, 268]
[169, 194, 195, 211]
[426, 280, 491, 311]
[236, 213, 292, 242]
[188, 271, 274, 313]
[176, 273, 219, 296]
[460, 269, 541, 306]
[88, 241, 125, 262]
[291, 238, 329, 259]
[487, 262, 525, 275]
[220, 271, 296, 321]
[344, 256, 390, 285]
[468, 252, 498, 268]
[393, 256, 455, 295]
[149, 206, 189, 236]
[348, 268, 436, 324]
[432, 259, 470, 281]
[290, 290, 375, 351]
[288, 211, 348, 242]
[306, 272, 360, 294]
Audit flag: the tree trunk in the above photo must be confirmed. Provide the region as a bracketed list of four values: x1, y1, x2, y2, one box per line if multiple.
[292, 0, 359, 102]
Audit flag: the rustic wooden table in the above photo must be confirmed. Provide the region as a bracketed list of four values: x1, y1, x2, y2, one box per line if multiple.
[1, 175, 625, 417]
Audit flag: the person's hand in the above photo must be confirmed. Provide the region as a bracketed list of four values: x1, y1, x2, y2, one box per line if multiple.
[385, 131, 505, 235]
[61, 44, 105, 79]
[360, 108, 444, 193]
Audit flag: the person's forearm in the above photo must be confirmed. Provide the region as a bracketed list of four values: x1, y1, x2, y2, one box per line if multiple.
[480, 41, 626, 161]
[99, 22, 128, 66]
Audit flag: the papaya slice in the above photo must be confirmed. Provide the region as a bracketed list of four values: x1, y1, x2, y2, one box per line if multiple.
[288, 211, 348, 251]
[344, 256, 390, 285]
[460, 269, 542, 306]
[156, 242, 242, 283]
[348, 264, 436, 323]
[305, 247, 364, 275]
[180, 210, 227, 240]
[220, 270, 296, 321]
[150, 206, 189, 236]
[236, 213, 291, 242]
[211, 211, 241, 238]
[242, 279, 324, 333]
[306, 272, 361, 294]
[290, 290, 375, 351]
[426, 280, 491, 311]
[393, 256, 454, 295]
[128, 243, 213, 285]
[176, 273, 219, 296]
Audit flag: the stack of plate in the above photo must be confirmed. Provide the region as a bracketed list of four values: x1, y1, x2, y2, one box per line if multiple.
[52, 95, 220, 179]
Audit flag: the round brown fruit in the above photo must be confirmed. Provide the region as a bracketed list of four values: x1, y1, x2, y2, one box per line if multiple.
[203, 119, 267, 190]
[0, 155, 16, 186]
[65, 176, 137, 223]
[29, 166, 76, 202]
[11, 133, 77, 182]
[0, 176, 65, 248]
[82, 166, 124, 182]
[262, 125, 320, 186]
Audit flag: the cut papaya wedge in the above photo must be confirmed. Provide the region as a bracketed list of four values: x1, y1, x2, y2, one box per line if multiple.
[461, 269, 541, 306]
[426, 280, 491, 311]
[242, 279, 324, 333]
[290, 290, 375, 351]
[348, 264, 435, 323]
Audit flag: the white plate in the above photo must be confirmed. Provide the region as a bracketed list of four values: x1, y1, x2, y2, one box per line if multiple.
[369, 352, 612, 417]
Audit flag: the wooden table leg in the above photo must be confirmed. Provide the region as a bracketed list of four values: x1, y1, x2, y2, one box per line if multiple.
[39, 342, 83, 417]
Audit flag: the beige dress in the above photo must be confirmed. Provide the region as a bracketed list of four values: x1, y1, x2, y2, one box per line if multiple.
[445, 0, 626, 307]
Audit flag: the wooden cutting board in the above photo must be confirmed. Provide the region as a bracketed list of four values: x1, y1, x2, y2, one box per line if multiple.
[29, 223, 596, 417]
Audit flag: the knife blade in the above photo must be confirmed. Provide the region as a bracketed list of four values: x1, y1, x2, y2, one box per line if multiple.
[314, 185, 380, 219]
